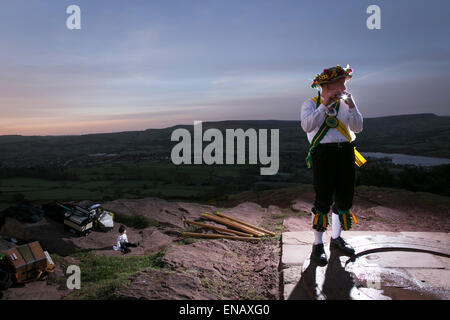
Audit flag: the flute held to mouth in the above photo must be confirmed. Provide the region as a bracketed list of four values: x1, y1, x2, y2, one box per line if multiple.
[322, 91, 355, 109]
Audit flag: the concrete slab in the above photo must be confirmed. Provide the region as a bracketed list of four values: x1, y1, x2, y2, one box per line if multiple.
[283, 266, 302, 285]
[282, 231, 316, 245]
[436, 256, 450, 269]
[360, 251, 447, 269]
[340, 233, 449, 258]
[283, 284, 296, 300]
[343, 231, 400, 238]
[281, 244, 311, 266]
[406, 268, 450, 289]
[282, 231, 450, 300]
[400, 232, 450, 243]
[282, 231, 403, 245]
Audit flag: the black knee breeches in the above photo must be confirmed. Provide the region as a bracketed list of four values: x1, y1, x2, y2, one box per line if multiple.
[311, 142, 355, 215]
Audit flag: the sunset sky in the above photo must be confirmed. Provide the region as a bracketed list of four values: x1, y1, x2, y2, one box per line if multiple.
[1, 0, 449, 135]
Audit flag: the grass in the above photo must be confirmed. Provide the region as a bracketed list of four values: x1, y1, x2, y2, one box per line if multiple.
[58, 249, 166, 300]
[260, 235, 281, 244]
[200, 275, 236, 299]
[174, 225, 201, 245]
[0, 160, 223, 204]
[242, 289, 265, 300]
[174, 237, 198, 246]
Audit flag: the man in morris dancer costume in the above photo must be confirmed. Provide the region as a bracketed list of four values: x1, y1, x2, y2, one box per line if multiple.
[300, 65, 365, 266]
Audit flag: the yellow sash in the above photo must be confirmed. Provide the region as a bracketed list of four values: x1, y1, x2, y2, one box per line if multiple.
[311, 96, 367, 167]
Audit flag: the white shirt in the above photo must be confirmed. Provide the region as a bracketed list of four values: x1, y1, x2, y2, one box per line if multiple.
[113, 233, 128, 251]
[300, 96, 363, 144]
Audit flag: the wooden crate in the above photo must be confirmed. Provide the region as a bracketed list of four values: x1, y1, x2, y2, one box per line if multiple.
[3, 241, 48, 283]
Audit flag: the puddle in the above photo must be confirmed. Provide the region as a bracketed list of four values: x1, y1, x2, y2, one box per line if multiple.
[381, 286, 441, 300]
[347, 259, 448, 300]
[296, 241, 450, 300]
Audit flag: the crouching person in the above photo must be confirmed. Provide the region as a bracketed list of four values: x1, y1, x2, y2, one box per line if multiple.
[113, 225, 139, 254]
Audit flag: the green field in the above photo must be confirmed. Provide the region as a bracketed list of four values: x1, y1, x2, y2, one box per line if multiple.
[1, 156, 448, 211]
[0, 161, 256, 209]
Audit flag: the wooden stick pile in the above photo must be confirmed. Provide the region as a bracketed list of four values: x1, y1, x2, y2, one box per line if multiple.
[182, 211, 275, 242]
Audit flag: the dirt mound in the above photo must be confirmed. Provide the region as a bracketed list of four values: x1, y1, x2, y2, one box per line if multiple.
[67, 224, 175, 257]
[0, 217, 176, 257]
[1, 280, 68, 300]
[101, 198, 216, 228]
[0, 198, 272, 258]
[117, 268, 219, 300]
[219, 202, 266, 227]
[283, 216, 311, 232]
[99, 200, 278, 300]
[99, 198, 267, 233]
[1, 197, 281, 300]
[286, 187, 450, 232]
[160, 239, 280, 300]
[290, 200, 313, 213]
[163, 240, 239, 280]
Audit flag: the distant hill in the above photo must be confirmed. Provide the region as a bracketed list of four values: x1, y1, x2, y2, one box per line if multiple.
[356, 113, 450, 157]
[0, 113, 449, 167]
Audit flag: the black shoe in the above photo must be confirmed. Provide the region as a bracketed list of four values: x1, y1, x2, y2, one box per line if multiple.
[330, 236, 355, 256]
[310, 243, 328, 266]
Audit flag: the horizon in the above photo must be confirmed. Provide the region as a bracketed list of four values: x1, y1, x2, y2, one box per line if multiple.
[1, 1, 450, 135]
[0, 112, 443, 137]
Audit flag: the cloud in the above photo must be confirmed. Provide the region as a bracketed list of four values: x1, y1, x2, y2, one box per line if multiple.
[0, 105, 209, 135]
[1, 1, 450, 135]
[349, 61, 450, 117]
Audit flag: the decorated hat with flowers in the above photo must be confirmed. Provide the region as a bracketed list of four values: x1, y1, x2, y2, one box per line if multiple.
[311, 64, 353, 88]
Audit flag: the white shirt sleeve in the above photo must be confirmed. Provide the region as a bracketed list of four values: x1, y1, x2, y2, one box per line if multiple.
[122, 233, 128, 243]
[348, 104, 363, 133]
[301, 99, 328, 133]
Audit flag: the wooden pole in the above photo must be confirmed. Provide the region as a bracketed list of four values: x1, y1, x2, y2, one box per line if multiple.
[182, 218, 253, 237]
[201, 213, 265, 237]
[214, 212, 276, 237]
[182, 232, 260, 242]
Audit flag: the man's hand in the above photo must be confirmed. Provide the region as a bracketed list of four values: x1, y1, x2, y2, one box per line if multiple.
[322, 91, 341, 107]
[323, 91, 355, 108]
[342, 91, 355, 108]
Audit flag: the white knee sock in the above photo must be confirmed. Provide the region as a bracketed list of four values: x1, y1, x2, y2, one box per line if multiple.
[314, 230, 324, 244]
[331, 212, 341, 239]
[312, 213, 324, 244]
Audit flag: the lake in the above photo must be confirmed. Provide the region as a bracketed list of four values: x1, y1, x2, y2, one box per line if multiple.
[363, 152, 450, 166]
